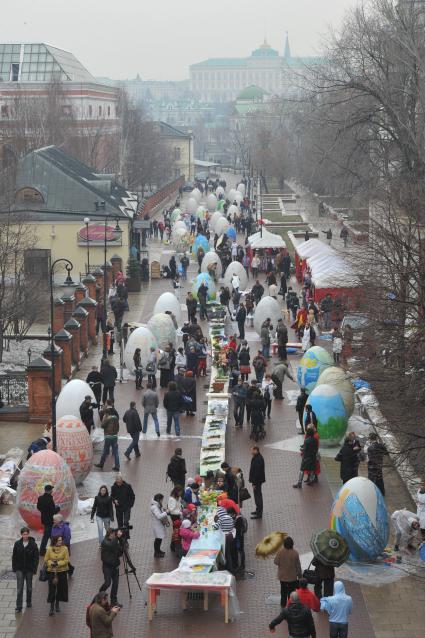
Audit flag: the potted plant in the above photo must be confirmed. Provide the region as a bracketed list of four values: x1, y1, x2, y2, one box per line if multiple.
[126, 257, 141, 292]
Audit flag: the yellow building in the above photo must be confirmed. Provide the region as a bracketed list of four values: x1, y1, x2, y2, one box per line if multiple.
[8, 146, 137, 282]
[157, 121, 194, 181]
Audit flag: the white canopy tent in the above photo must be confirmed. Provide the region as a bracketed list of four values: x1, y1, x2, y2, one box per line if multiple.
[248, 228, 286, 249]
[296, 238, 334, 259]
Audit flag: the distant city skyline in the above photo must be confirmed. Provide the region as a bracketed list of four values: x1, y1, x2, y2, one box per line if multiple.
[3, 0, 358, 80]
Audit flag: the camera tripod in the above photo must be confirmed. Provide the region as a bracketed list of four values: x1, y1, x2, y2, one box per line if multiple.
[121, 544, 142, 599]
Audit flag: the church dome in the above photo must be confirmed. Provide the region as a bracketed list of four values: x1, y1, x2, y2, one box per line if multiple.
[251, 38, 279, 57]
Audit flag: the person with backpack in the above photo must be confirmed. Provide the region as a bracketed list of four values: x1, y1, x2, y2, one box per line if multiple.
[145, 347, 158, 389]
[261, 374, 276, 419]
[167, 448, 187, 487]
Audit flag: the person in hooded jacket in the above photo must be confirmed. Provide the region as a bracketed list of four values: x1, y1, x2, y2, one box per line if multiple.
[391, 509, 420, 551]
[320, 581, 352, 638]
[269, 591, 316, 637]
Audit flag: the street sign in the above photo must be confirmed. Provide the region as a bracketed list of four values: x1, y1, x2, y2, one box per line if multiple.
[133, 220, 151, 229]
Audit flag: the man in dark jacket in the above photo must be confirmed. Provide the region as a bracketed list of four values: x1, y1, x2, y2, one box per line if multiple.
[186, 292, 197, 324]
[163, 381, 182, 435]
[235, 303, 247, 339]
[101, 360, 118, 403]
[296, 389, 308, 434]
[249, 446, 265, 520]
[167, 448, 187, 486]
[99, 528, 124, 606]
[96, 409, 120, 471]
[251, 280, 264, 304]
[36, 485, 59, 555]
[269, 591, 316, 637]
[111, 475, 135, 532]
[335, 433, 362, 484]
[221, 462, 238, 501]
[197, 283, 209, 320]
[123, 401, 142, 459]
[80, 395, 97, 434]
[276, 319, 288, 361]
[367, 433, 388, 495]
[12, 527, 39, 612]
[86, 366, 103, 405]
[176, 370, 197, 416]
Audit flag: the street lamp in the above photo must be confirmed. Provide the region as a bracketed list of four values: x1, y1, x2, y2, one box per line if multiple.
[84, 217, 90, 274]
[102, 215, 123, 359]
[49, 258, 76, 451]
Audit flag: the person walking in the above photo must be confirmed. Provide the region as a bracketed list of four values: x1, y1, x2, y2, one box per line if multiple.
[320, 294, 334, 331]
[293, 427, 318, 488]
[166, 448, 187, 487]
[95, 406, 120, 471]
[90, 485, 114, 545]
[146, 347, 158, 389]
[80, 395, 97, 434]
[123, 401, 142, 459]
[176, 369, 197, 416]
[133, 348, 144, 389]
[274, 536, 302, 607]
[262, 374, 276, 419]
[111, 474, 135, 531]
[235, 303, 247, 339]
[269, 591, 316, 637]
[276, 319, 288, 361]
[87, 592, 120, 638]
[101, 359, 117, 404]
[296, 388, 308, 433]
[253, 350, 267, 384]
[158, 347, 171, 388]
[238, 342, 251, 381]
[12, 527, 39, 613]
[86, 366, 103, 406]
[186, 292, 197, 324]
[51, 514, 74, 576]
[292, 578, 320, 611]
[232, 379, 248, 428]
[367, 433, 388, 496]
[163, 381, 183, 436]
[334, 433, 362, 484]
[99, 529, 123, 607]
[249, 446, 265, 520]
[45, 535, 69, 616]
[142, 382, 160, 436]
[151, 493, 170, 558]
[198, 282, 209, 321]
[320, 581, 352, 638]
[37, 485, 59, 556]
[312, 556, 335, 599]
[260, 319, 271, 359]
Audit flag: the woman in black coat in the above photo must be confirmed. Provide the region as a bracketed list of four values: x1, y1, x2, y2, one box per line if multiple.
[176, 370, 197, 416]
[238, 345, 251, 381]
[293, 427, 318, 487]
[90, 486, 114, 544]
[335, 433, 362, 483]
[250, 390, 265, 440]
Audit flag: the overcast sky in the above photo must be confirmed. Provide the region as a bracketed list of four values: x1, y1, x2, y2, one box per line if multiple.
[5, 0, 358, 80]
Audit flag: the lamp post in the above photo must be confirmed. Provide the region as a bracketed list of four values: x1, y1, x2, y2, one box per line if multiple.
[102, 212, 123, 359]
[84, 217, 90, 274]
[49, 258, 76, 451]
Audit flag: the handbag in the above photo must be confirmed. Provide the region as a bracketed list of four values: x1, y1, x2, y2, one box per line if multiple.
[302, 560, 318, 585]
[39, 564, 48, 582]
[239, 487, 251, 501]
[182, 394, 193, 404]
[146, 362, 155, 373]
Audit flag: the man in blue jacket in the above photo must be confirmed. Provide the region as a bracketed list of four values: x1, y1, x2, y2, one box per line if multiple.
[320, 581, 352, 638]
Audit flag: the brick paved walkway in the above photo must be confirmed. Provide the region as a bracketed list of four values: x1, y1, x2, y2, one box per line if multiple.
[4, 182, 423, 638]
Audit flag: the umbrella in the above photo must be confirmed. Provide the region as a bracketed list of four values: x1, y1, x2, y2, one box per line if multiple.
[310, 529, 349, 567]
[255, 532, 288, 559]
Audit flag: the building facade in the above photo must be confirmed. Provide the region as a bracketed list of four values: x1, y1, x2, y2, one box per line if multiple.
[156, 121, 194, 180]
[0, 43, 120, 170]
[190, 36, 323, 102]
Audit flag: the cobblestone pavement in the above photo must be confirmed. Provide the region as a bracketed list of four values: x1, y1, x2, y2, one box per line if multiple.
[1, 180, 422, 638]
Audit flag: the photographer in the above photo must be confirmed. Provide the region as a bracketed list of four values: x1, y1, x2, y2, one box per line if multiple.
[111, 475, 135, 535]
[99, 529, 123, 608]
[87, 592, 120, 638]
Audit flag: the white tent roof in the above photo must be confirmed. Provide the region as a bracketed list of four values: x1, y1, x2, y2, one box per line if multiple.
[248, 228, 286, 248]
[296, 238, 333, 259]
[312, 269, 360, 288]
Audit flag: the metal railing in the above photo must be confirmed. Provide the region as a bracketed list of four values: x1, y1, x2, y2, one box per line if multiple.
[0, 372, 28, 407]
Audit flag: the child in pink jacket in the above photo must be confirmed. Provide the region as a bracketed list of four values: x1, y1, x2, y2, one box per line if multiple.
[179, 519, 200, 555]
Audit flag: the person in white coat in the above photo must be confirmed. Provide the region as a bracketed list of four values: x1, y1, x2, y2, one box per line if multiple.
[150, 494, 169, 558]
[391, 509, 420, 551]
[231, 273, 240, 292]
[416, 482, 425, 541]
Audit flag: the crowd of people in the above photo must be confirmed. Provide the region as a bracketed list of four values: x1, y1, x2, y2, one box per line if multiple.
[13, 177, 425, 638]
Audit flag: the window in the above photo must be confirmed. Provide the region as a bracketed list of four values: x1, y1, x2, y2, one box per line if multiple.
[174, 147, 181, 161]
[10, 63, 19, 81]
[1, 105, 9, 118]
[62, 105, 72, 117]
[98, 105, 102, 116]
[88, 104, 93, 117]
[107, 105, 111, 117]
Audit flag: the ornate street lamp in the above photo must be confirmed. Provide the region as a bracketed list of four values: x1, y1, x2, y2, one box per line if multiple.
[84, 217, 90, 274]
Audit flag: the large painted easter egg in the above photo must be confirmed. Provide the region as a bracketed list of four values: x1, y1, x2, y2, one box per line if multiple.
[191, 188, 202, 203]
[56, 379, 98, 423]
[153, 292, 183, 324]
[228, 188, 237, 202]
[216, 199, 225, 210]
[192, 235, 210, 259]
[170, 208, 182, 222]
[227, 226, 236, 240]
[206, 193, 217, 212]
[329, 476, 389, 561]
[216, 186, 225, 198]
[215, 217, 230, 236]
[227, 205, 238, 221]
[201, 251, 222, 277]
[297, 346, 334, 394]
[224, 260, 248, 291]
[124, 327, 158, 373]
[17, 450, 76, 530]
[56, 415, 93, 484]
[192, 273, 216, 301]
[237, 183, 246, 196]
[317, 366, 355, 417]
[147, 313, 176, 348]
[196, 205, 206, 220]
[187, 197, 198, 214]
[253, 296, 282, 335]
[210, 211, 223, 232]
[306, 383, 348, 446]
